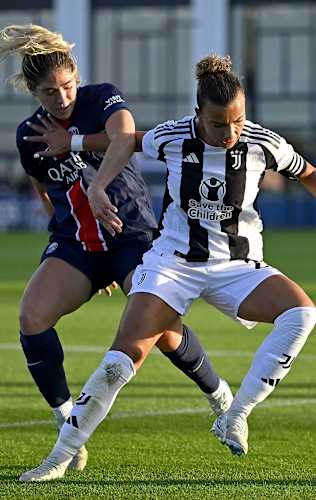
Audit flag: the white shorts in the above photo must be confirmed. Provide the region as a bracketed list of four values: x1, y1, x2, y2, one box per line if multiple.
[129, 249, 282, 329]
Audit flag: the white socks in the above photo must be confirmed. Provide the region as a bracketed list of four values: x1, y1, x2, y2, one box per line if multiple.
[52, 397, 73, 430]
[47, 350, 135, 464]
[230, 307, 316, 418]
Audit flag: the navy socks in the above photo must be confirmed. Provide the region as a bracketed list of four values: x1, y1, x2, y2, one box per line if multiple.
[20, 327, 70, 407]
[163, 324, 220, 393]
[20, 324, 219, 406]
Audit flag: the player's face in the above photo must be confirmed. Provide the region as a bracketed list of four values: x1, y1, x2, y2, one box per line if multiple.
[32, 67, 77, 120]
[196, 90, 246, 149]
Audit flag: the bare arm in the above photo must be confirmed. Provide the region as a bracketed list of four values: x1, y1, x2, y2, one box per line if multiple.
[30, 177, 54, 217]
[23, 115, 111, 157]
[135, 131, 146, 152]
[87, 109, 137, 234]
[89, 110, 136, 189]
[23, 114, 144, 157]
[299, 162, 316, 196]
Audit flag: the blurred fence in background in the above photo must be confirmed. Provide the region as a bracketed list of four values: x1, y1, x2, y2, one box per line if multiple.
[0, 0, 316, 230]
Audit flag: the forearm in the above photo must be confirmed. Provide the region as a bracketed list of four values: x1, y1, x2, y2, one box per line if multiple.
[299, 162, 316, 197]
[31, 177, 54, 217]
[82, 132, 110, 153]
[135, 131, 146, 152]
[90, 133, 136, 189]
[40, 192, 54, 217]
[83, 130, 140, 153]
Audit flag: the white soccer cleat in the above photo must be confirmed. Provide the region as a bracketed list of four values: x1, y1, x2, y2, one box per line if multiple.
[212, 412, 248, 456]
[206, 379, 234, 416]
[67, 445, 88, 471]
[19, 457, 71, 482]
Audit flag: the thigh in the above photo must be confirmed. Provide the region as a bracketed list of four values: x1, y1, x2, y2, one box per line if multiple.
[238, 274, 314, 323]
[107, 239, 152, 294]
[130, 249, 205, 315]
[202, 260, 281, 328]
[111, 292, 180, 369]
[20, 257, 92, 333]
[123, 267, 184, 352]
[122, 270, 133, 295]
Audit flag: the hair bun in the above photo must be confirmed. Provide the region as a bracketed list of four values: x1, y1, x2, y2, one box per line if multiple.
[196, 54, 232, 80]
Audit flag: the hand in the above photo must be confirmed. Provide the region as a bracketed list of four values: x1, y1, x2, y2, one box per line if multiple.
[98, 281, 120, 297]
[23, 114, 71, 157]
[87, 183, 123, 236]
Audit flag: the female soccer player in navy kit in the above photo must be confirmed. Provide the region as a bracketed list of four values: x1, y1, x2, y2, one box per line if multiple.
[18, 52, 316, 481]
[0, 25, 233, 475]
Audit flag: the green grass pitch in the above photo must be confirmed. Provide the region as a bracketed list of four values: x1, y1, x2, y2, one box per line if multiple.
[1, 230, 316, 499]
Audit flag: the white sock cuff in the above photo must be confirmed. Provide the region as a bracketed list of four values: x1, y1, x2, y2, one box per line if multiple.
[104, 350, 136, 377]
[208, 378, 223, 399]
[275, 306, 316, 329]
[52, 397, 73, 429]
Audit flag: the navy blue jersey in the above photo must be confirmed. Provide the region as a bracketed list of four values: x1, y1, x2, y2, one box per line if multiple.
[16, 83, 157, 251]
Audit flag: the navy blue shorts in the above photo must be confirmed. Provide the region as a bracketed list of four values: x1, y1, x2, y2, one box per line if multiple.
[40, 237, 152, 297]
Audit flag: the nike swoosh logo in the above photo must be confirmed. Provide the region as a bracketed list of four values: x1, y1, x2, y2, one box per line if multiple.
[27, 361, 44, 367]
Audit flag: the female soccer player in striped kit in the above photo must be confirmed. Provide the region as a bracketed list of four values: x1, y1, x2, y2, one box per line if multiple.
[0, 25, 233, 476]
[19, 53, 316, 481]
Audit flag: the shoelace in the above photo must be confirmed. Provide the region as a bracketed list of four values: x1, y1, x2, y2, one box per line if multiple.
[213, 390, 230, 411]
[228, 416, 247, 434]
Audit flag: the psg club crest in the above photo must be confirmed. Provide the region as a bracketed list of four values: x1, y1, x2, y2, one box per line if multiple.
[199, 177, 226, 203]
[68, 126, 80, 136]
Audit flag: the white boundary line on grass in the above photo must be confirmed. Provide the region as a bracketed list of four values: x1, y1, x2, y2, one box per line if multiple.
[1, 398, 316, 429]
[2, 344, 316, 429]
[1, 342, 316, 360]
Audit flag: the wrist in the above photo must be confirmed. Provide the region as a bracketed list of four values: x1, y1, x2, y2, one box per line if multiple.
[70, 134, 84, 152]
[88, 182, 102, 194]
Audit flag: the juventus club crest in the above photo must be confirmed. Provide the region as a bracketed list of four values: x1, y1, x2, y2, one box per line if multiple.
[230, 150, 243, 170]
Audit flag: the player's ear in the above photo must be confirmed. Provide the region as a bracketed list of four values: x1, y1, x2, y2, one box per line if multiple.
[195, 106, 200, 117]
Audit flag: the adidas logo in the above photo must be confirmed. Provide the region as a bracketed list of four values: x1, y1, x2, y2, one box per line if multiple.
[183, 153, 199, 163]
[261, 377, 280, 387]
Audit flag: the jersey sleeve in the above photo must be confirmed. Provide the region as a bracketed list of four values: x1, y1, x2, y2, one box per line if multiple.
[265, 136, 306, 178]
[16, 123, 46, 181]
[142, 128, 159, 160]
[97, 83, 129, 127]
[142, 120, 179, 163]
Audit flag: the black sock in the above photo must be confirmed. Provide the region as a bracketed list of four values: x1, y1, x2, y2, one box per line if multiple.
[162, 324, 220, 394]
[20, 327, 70, 407]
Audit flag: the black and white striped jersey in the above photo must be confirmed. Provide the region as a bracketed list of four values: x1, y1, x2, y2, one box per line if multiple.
[142, 116, 307, 262]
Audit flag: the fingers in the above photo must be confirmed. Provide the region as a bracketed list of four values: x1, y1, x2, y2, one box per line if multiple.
[26, 121, 46, 134]
[97, 282, 119, 297]
[23, 135, 48, 143]
[46, 114, 61, 127]
[37, 114, 53, 129]
[87, 187, 122, 236]
[98, 286, 112, 296]
[33, 149, 57, 158]
[98, 211, 123, 236]
[26, 114, 61, 135]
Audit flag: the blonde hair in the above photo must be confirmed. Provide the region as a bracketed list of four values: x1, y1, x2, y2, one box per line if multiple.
[195, 54, 243, 107]
[0, 24, 79, 91]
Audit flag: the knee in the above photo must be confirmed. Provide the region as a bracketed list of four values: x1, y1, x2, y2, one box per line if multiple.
[156, 329, 183, 352]
[19, 302, 37, 334]
[275, 306, 316, 333]
[19, 301, 55, 335]
[111, 339, 145, 366]
[300, 306, 316, 331]
[111, 326, 151, 368]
